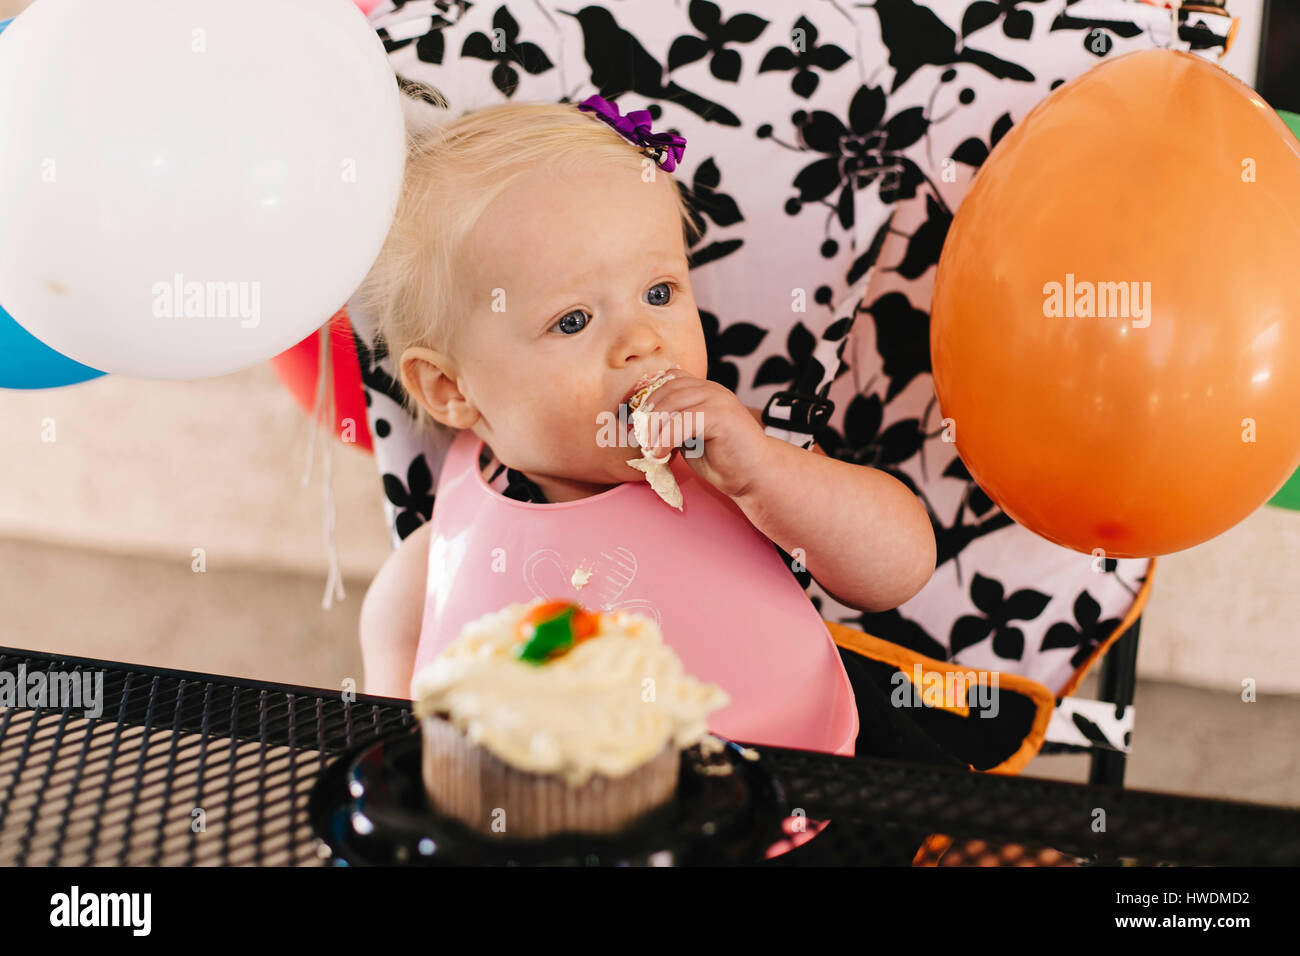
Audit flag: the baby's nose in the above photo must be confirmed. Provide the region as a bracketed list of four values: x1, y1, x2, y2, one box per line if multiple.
[616, 320, 668, 363]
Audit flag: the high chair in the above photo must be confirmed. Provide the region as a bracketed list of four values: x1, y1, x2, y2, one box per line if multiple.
[341, 0, 1239, 796]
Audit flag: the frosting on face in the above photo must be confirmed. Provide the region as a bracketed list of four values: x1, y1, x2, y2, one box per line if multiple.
[412, 600, 731, 785]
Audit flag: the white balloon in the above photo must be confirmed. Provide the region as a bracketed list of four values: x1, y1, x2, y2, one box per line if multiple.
[0, 0, 404, 379]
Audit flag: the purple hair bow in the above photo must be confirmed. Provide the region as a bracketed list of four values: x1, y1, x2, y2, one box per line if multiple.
[577, 94, 687, 172]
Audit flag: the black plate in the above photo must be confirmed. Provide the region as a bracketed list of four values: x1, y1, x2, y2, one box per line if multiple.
[309, 727, 795, 866]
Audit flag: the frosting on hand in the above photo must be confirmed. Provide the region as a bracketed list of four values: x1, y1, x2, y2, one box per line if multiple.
[626, 371, 684, 510]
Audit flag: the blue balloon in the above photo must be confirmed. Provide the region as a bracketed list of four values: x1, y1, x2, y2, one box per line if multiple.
[1, 304, 106, 389]
[0, 16, 106, 389]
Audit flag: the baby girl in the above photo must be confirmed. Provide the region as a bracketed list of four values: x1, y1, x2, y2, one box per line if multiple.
[357, 98, 936, 703]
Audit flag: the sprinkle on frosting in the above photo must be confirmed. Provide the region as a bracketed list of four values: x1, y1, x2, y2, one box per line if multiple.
[412, 599, 731, 785]
[515, 600, 600, 663]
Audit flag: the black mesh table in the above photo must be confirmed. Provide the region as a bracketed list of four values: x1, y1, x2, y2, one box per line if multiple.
[2, 647, 1297, 867]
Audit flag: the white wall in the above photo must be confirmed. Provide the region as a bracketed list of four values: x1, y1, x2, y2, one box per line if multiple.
[0, 363, 393, 579]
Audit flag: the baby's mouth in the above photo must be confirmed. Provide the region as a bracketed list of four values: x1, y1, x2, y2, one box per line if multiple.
[617, 365, 681, 414]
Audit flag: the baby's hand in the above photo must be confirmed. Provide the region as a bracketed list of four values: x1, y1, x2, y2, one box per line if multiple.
[634, 372, 770, 499]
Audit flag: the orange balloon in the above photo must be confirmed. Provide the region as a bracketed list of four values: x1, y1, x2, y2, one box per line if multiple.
[931, 50, 1300, 558]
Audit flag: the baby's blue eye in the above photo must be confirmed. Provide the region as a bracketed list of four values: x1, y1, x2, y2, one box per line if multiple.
[548, 283, 675, 335]
[553, 310, 589, 335]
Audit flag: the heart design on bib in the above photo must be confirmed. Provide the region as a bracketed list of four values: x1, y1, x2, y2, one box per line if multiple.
[521, 546, 660, 626]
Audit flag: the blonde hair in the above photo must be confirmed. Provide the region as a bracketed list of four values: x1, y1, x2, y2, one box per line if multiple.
[353, 100, 703, 432]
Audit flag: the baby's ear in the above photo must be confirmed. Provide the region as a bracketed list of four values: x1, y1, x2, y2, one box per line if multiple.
[400, 347, 479, 430]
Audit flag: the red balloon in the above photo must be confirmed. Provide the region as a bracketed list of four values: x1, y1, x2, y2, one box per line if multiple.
[271, 308, 373, 453]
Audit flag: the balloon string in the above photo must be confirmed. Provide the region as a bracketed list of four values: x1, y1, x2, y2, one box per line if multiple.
[300, 326, 325, 487]
[322, 326, 346, 609]
[301, 321, 346, 610]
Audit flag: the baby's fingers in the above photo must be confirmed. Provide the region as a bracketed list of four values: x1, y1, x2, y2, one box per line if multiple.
[640, 378, 717, 421]
[641, 406, 703, 460]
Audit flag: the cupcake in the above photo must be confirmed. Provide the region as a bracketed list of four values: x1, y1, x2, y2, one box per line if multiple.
[412, 598, 730, 841]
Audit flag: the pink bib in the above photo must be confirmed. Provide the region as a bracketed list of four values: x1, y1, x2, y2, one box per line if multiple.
[412, 429, 858, 757]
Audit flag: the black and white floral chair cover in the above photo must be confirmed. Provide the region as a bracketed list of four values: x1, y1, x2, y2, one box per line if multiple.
[346, 0, 1238, 777]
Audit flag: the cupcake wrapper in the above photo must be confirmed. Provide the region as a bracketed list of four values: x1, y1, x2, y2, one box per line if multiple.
[421, 715, 680, 841]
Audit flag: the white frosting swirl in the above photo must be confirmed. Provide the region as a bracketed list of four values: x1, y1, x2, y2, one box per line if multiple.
[412, 600, 730, 785]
